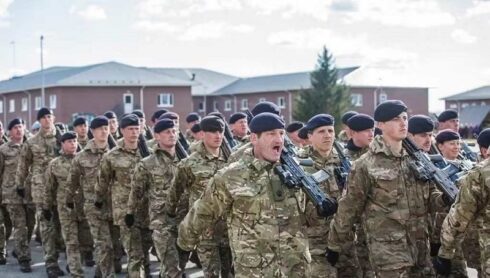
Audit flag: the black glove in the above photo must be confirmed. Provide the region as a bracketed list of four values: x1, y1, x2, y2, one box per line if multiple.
[432, 256, 451, 276]
[325, 248, 339, 266]
[176, 242, 191, 259]
[66, 202, 74, 210]
[94, 201, 103, 209]
[430, 243, 441, 257]
[16, 187, 25, 198]
[42, 209, 52, 221]
[124, 214, 135, 227]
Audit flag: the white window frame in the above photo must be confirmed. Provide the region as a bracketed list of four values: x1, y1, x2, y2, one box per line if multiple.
[198, 102, 204, 112]
[21, 97, 28, 111]
[351, 94, 363, 107]
[9, 99, 15, 113]
[224, 100, 232, 111]
[277, 97, 286, 109]
[259, 98, 266, 103]
[241, 99, 248, 110]
[158, 93, 174, 108]
[213, 101, 219, 112]
[449, 104, 457, 109]
[34, 96, 42, 110]
[0, 100, 4, 113]
[379, 92, 388, 103]
[49, 94, 57, 109]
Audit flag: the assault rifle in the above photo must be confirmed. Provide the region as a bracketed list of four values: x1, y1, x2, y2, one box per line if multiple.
[221, 122, 238, 160]
[178, 131, 190, 153]
[333, 141, 351, 191]
[460, 141, 477, 162]
[402, 137, 459, 205]
[275, 138, 338, 217]
[138, 133, 151, 158]
[175, 138, 188, 160]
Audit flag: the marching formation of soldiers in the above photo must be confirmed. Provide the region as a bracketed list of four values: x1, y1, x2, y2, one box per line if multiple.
[0, 99, 489, 278]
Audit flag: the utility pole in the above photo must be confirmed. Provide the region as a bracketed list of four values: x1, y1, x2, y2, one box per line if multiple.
[40, 35, 45, 107]
[10, 41, 16, 77]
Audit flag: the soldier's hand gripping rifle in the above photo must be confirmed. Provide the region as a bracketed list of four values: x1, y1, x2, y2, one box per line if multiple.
[275, 138, 338, 218]
[138, 133, 151, 158]
[402, 137, 459, 205]
[333, 141, 351, 191]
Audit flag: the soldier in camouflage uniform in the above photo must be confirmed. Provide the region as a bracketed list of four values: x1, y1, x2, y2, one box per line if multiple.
[228, 112, 249, 145]
[434, 155, 490, 277]
[298, 114, 361, 278]
[0, 119, 35, 272]
[127, 119, 183, 277]
[286, 121, 305, 149]
[44, 132, 85, 277]
[476, 129, 490, 162]
[167, 116, 231, 278]
[96, 114, 148, 278]
[327, 100, 446, 277]
[104, 111, 121, 140]
[178, 112, 312, 277]
[73, 117, 89, 149]
[185, 112, 201, 144]
[337, 111, 358, 145]
[187, 123, 203, 154]
[15, 108, 65, 277]
[67, 116, 123, 277]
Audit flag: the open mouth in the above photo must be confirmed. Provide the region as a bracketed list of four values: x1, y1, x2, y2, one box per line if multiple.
[272, 145, 281, 154]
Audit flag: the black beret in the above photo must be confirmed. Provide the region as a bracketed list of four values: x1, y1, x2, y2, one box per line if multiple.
[408, 115, 434, 134]
[154, 119, 175, 133]
[438, 109, 458, 123]
[200, 116, 225, 132]
[185, 112, 200, 123]
[90, 116, 109, 129]
[104, 111, 117, 119]
[436, 129, 460, 144]
[306, 114, 334, 132]
[251, 101, 280, 116]
[298, 127, 308, 139]
[37, 107, 53, 120]
[341, 111, 358, 125]
[132, 110, 145, 119]
[191, 123, 201, 133]
[249, 112, 285, 133]
[73, 117, 88, 127]
[229, 112, 247, 124]
[347, 114, 374, 131]
[374, 127, 383, 136]
[120, 114, 140, 129]
[208, 111, 225, 120]
[60, 131, 77, 143]
[159, 112, 179, 121]
[477, 128, 490, 149]
[8, 118, 22, 130]
[286, 121, 304, 133]
[151, 109, 168, 122]
[374, 100, 408, 122]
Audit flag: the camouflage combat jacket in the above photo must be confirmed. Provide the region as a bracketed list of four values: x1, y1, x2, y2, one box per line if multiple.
[344, 139, 368, 161]
[0, 141, 31, 204]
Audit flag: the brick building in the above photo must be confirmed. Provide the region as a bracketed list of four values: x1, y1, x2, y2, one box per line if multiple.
[443, 86, 490, 128]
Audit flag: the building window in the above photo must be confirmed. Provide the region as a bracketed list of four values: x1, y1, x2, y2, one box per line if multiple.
[49, 94, 57, 109]
[35, 96, 42, 110]
[461, 103, 469, 108]
[22, 98, 28, 111]
[198, 102, 204, 112]
[0, 101, 3, 113]
[481, 101, 486, 106]
[224, 100, 232, 111]
[379, 92, 387, 103]
[9, 99, 15, 113]
[213, 101, 219, 111]
[449, 103, 457, 109]
[351, 94, 363, 107]
[277, 97, 286, 109]
[241, 99, 248, 110]
[259, 98, 266, 103]
[157, 93, 174, 107]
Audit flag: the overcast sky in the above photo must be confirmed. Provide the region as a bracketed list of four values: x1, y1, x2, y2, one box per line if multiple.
[0, 0, 489, 112]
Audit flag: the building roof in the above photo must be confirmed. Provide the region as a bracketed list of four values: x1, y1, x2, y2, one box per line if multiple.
[212, 67, 359, 96]
[442, 86, 490, 101]
[459, 105, 490, 127]
[0, 61, 194, 94]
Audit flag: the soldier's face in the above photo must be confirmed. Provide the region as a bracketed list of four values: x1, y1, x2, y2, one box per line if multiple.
[40, 114, 55, 129]
[74, 124, 88, 138]
[308, 125, 335, 153]
[438, 139, 460, 160]
[157, 128, 177, 148]
[91, 126, 109, 142]
[352, 128, 374, 148]
[193, 131, 204, 141]
[9, 124, 24, 141]
[480, 147, 489, 159]
[378, 112, 408, 141]
[439, 119, 459, 133]
[409, 132, 433, 152]
[62, 138, 78, 155]
[122, 125, 140, 143]
[288, 131, 305, 148]
[203, 130, 224, 149]
[232, 119, 248, 137]
[108, 118, 118, 134]
[187, 120, 199, 129]
[251, 129, 284, 162]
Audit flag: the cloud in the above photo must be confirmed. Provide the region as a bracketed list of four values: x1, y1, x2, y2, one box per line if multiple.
[179, 22, 254, 41]
[76, 4, 107, 21]
[466, 0, 490, 17]
[451, 28, 477, 44]
[132, 20, 180, 33]
[0, 0, 13, 17]
[137, 0, 242, 18]
[338, 0, 455, 28]
[246, 0, 330, 21]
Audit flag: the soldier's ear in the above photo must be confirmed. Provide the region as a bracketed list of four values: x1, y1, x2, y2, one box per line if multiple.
[250, 133, 258, 146]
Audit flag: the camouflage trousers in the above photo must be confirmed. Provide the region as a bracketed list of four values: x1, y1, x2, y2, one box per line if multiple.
[355, 224, 375, 278]
[480, 232, 490, 278]
[0, 205, 12, 256]
[119, 225, 152, 278]
[197, 240, 233, 278]
[376, 267, 430, 278]
[462, 227, 481, 271]
[233, 256, 311, 278]
[85, 204, 117, 278]
[5, 204, 35, 262]
[35, 205, 63, 269]
[153, 225, 181, 278]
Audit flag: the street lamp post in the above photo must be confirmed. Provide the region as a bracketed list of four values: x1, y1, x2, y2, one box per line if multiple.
[40, 35, 45, 107]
